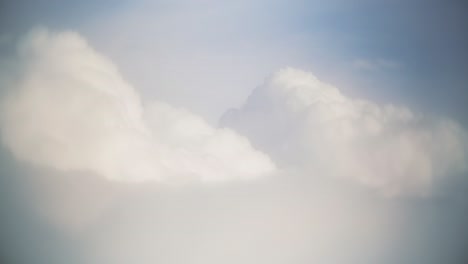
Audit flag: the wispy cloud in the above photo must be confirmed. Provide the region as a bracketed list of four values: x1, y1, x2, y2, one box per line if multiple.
[351, 58, 401, 72]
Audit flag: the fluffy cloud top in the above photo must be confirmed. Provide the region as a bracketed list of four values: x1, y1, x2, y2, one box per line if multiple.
[222, 68, 468, 196]
[0, 28, 275, 183]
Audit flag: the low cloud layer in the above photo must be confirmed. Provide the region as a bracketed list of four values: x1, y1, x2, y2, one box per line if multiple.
[0, 28, 275, 183]
[222, 68, 468, 196]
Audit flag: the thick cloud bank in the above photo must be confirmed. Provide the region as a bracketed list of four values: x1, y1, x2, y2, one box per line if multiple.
[0, 28, 275, 183]
[222, 68, 468, 196]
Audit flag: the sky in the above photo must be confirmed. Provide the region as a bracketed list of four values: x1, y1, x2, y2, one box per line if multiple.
[0, 1, 467, 264]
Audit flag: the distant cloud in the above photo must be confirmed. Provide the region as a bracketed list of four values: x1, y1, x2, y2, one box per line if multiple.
[0, 27, 275, 183]
[222, 68, 467, 196]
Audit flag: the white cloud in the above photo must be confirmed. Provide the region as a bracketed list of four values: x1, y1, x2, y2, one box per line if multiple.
[222, 68, 468, 196]
[0, 27, 275, 183]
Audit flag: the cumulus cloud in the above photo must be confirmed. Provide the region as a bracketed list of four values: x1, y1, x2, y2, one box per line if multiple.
[222, 68, 468, 196]
[0, 28, 275, 183]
